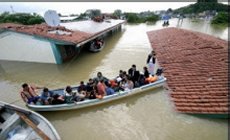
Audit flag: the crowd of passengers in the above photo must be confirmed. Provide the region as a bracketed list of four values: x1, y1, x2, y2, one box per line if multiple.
[20, 64, 163, 105]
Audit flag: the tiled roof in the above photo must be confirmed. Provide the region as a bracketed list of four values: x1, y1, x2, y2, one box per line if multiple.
[0, 23, 92, 44]
[147, 27, 228, 114]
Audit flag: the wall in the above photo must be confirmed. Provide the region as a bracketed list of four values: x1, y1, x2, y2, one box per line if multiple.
[0, 31, 57, 64]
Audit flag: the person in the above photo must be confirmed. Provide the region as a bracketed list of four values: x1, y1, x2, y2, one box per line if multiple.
[20, 83, 42, 104]
[96, 79, 107, 99]
[143, 66, 150, 78]
[64, 86, 76, 103]
[95, 39, 103, 49]
[88, 85, 97, 100]
[128, 64, 140, 87]
[78, 81, 87, 97]
[40, 87, 54, 105]
[120, 76, 134, 91]
[49, 94, 65, 105]
[146, 50, 156, 75]
[86, 78, 95, 96]
[145, 68, 163, 83]
[93, 72, 109, 84]
[105, 81, 115, 95]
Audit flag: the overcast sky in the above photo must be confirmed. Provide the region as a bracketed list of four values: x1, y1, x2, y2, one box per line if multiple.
[0, 2, 198, 16]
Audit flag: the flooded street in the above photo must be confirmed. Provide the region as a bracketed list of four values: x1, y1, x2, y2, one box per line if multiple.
[0, 18, 228, 140]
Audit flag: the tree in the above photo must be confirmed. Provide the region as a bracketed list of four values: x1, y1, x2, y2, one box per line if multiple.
[85, 9, 101, 18]
[124, 13, 140, 23]
[113, 9, 122, 19]
[211, 12, 229, 26]
[0, 12, 44, 25]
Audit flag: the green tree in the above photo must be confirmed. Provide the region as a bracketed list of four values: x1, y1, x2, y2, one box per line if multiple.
[211, 12, 229, 26]
[0, 12, 44, 25]
[113, 9, 122, 19]
[124, 13, 140, 23]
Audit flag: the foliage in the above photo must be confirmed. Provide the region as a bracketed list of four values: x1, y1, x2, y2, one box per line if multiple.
[113, 9, 122, 19]
[211, 12, 229, 26]
[0, 12, 44, 25]
[173, 2, 229, 14]
[85, 9, 101, 18]
[124, 12, 159, 23]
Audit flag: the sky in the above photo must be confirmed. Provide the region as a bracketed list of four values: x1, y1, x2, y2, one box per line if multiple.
[0, 2, 197, 16]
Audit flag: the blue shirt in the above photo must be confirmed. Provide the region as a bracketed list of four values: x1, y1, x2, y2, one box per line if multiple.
[106, 87, 115, 95]
[40, 91, 54, 100]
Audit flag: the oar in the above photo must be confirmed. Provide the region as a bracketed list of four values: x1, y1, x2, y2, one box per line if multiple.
[16, 111, 51, 140]
[3, 104, 51, 140]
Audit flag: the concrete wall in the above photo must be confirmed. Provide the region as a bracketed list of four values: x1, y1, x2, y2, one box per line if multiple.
[0, 31, 57, 64]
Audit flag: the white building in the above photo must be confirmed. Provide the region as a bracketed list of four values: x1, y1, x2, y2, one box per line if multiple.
[0, 19, 125, 64]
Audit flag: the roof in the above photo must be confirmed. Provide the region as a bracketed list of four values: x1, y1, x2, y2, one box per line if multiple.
[60, 16, 78, 21]
[0, 23, 92, 44]
[0, 19, 125, 45]
[147, 27, 228, 115]
[60, 19, 125, 34]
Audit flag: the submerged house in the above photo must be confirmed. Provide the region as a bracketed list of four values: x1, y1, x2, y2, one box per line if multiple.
[0, 19, 125, 64]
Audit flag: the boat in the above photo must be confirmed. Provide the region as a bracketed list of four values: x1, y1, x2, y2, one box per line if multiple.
[27, 76, 167, 112]
[88, 39, 105, 52]
[0, 101, 61, 140]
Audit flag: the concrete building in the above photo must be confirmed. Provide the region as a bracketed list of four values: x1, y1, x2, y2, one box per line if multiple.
[0, 19, 125, 64]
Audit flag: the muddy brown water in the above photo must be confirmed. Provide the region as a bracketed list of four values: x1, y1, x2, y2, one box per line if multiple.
[0, 18, 228, 140]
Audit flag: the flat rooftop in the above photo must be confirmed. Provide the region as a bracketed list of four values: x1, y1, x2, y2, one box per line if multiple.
[147, 27, 228, 115]
[61, 19, 125, 34]
[0, 19, 125, 45]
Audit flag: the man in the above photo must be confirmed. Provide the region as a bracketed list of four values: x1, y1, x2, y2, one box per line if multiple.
[96, 79, 107, 99]
[146, 50, 156, 75]
[128, 64, 140, 87]
[20, 83, 42, 104]
[40, 87, 54, 105]
[93, 72, 109, 84]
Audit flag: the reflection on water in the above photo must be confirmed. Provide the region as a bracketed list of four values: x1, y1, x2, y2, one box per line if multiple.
[0, 18, 228, 140]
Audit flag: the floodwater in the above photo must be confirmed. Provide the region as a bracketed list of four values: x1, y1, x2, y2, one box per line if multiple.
[0, 18, 228, 140]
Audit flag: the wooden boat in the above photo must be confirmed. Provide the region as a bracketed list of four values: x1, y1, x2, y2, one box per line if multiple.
[27, 76, 167, 112]
[0, 101, 61, 140]
[88, 39, 105, 52]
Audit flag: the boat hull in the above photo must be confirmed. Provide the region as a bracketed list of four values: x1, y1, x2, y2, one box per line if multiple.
[27, 77, 167, 112]
[0, 101, 61, 140]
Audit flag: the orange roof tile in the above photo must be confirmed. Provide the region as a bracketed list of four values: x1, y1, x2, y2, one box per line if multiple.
[147, 27, 228, 115]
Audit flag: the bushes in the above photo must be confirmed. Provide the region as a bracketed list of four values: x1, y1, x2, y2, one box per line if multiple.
[0, 12, 44, 25]
[211, 12, 229, 26]
[124, 12, 159, 23]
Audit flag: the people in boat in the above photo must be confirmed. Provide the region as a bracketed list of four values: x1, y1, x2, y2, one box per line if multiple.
[89, 85, 97, 99]
[86, 78, 95, 95]
[94, 72, 109, 84]
[49, 94, 65, 105]
[96, 79, 107, 99]
[146, 50, 156, 76]
[104, 81, 115, 95]
[64, 86, 76, 103]
[20, 83, 42, 104]
[95, 39, 103, 49]
[120, 75, 134, 91]
[128, 64, 140, 87]
[40, 87, 54, 105]
[65, 85, 86, 102]
[145, 68, 164, 84]
[143, 66, 150, 78]
[138, 73, 146, 86]
[78, 81, 87, 97]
